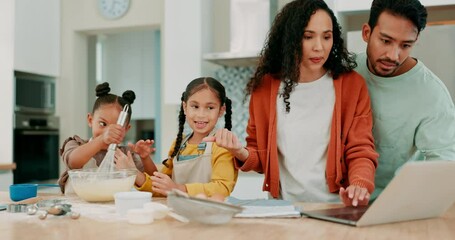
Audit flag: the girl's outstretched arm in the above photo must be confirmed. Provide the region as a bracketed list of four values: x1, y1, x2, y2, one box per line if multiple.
[128, 139, 158, 175]
[114, 149, 147, 187]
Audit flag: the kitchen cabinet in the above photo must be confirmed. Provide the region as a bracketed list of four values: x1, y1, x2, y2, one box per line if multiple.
[335, 0, 455, 32]
[202, 0, 277, 67]
[14, 0, 60, 77]
[335, 0, 455, 12]
[203, 51, 260, 67]
[203, 0, 455, 68]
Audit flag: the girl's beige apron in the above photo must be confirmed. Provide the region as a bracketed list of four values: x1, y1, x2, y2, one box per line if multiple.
[172, 134, 213, 184]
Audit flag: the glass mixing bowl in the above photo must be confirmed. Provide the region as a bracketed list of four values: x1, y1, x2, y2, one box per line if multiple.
[68, 168, 137, 202]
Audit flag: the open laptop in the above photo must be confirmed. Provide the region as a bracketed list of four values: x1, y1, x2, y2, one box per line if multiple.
[301, 161, 455, 227]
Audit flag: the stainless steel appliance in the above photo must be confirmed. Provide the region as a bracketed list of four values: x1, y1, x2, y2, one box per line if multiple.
[14, 71, 56, 114]
[13, 113, 60, 184]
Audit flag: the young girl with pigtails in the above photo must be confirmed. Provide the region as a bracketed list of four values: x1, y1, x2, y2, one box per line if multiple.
[58, 82, 157, 194]
[116, 77, 238, 197]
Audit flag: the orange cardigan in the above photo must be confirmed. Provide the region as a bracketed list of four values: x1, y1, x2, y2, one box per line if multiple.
[235, 72, 379, 198]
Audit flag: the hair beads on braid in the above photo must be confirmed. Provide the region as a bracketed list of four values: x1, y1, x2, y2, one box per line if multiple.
[169, 77, 232, 158]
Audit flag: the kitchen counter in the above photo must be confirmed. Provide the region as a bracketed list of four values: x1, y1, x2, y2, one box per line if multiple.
[1, 192, 455, 240]
[0, 163, 16, 171]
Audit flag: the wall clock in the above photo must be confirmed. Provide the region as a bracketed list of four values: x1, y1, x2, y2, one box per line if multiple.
[98, 0, 131, 20]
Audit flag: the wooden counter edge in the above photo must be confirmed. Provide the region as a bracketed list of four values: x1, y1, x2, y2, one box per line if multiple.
[0, 163, 16, 170]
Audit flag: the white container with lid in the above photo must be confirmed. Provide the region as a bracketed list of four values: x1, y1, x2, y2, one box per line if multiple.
[127, 208, 154, 224]
[114, 191, 152, 216]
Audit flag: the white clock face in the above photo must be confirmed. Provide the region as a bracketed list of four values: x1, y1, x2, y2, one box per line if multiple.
[98, 0, 130, 20]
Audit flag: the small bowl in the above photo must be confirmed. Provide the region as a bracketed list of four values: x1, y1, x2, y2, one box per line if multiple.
[114, 191, 152, 216]
[68, 168, 137, 202]
[9, 184, 37, 201]
[167, 190, 243, 224]
[9, 184, 60, 202]
[143, 202, 170, 219]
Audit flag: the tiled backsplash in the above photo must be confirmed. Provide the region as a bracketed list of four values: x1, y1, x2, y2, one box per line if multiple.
[216, 66, 255, 145]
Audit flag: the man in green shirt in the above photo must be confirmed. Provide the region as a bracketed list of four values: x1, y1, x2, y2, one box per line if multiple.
[355, 0, 455, 199]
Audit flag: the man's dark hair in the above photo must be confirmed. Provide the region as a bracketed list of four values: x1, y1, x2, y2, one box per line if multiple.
[368, 0, 427, 33]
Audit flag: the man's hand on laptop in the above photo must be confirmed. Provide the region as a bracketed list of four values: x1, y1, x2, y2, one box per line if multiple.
[339, 185, 370, 207]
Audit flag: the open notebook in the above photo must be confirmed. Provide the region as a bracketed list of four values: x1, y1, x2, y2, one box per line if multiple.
[227, 197, 301, 218]
[301, 161, 455, 226]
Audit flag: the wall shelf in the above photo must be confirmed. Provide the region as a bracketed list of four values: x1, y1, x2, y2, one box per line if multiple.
[203, 51, 260, 67]
[0, 163, 16, 171]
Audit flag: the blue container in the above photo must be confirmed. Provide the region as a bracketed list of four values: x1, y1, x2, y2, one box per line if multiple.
[9, 183, 59, 202]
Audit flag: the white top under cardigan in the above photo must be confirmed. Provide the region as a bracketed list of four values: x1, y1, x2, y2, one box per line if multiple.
[276, 72, 339, 203]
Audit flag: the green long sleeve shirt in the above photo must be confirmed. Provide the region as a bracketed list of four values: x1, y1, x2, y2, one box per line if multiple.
[355, 52, 455, 198]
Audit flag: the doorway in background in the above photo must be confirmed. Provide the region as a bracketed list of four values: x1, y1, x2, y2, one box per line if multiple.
[87, 29, 162, 161]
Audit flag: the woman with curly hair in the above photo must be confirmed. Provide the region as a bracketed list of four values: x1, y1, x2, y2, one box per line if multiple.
[206, 0, 378, 206]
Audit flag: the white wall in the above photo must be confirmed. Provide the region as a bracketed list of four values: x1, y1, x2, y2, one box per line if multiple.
[0, 0, 15, 190]
[412, 25, 455, 102]
[60, 0, 172, 170]
[163, 0, 208, 104]
[101, 30, 158, 120]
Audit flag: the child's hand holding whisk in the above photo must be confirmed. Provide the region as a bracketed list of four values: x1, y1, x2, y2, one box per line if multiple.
[98, 124, 126, 148]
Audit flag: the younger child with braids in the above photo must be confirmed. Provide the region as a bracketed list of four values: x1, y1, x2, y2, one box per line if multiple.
[58, 82, 157, 194]
[116, 77, 238, 197]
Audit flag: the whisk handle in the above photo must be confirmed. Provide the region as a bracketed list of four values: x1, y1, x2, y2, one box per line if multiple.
[108, 143, 117, 151]
[108, 104, 129, 152]
[117, 105, 129, 126]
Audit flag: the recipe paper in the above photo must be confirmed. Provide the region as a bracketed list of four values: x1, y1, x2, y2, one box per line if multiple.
[227, 197, 302, 218]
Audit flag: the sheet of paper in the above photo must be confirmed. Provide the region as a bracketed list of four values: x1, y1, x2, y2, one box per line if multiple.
[227, 197, 302, 218]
